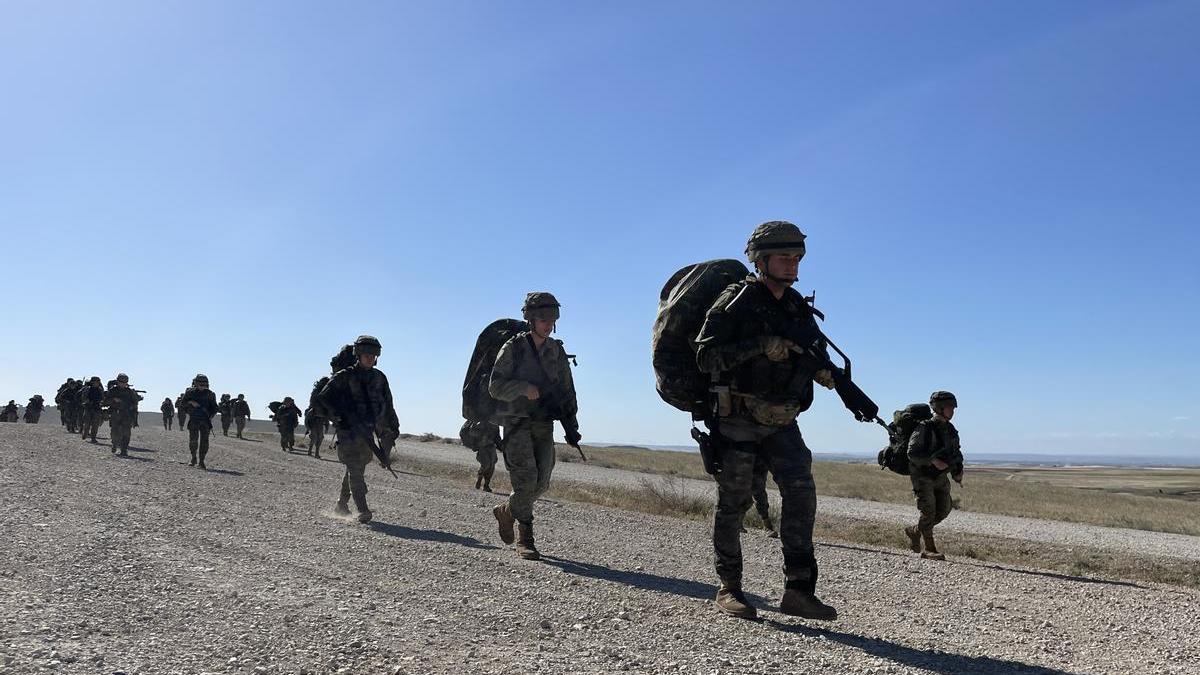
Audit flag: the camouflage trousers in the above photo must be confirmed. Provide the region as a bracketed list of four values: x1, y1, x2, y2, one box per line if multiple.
[235, 416, 247, 437]
[24, 411, 41, 424]
[162, 413, 173, 430]
[63, 407, 77, 431]
[309, 423, 325, 454]
[910, 471, 953, 536]
[178, 413, 188, 430]
[110, 421, 132, 453]
[79, 409, 102, 440]
[188, 421, 212, 461]
[713, 423, 818, 590]
[501, 420, 555, 523]
[336, 434, 373, 512]
[279, 426, 296, 450]
[476, 445, 498, 479]
[220, 414, 232, 435]
[748, 456, 771, 522]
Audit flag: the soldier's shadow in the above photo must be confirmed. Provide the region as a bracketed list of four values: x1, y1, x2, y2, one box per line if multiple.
[126, 446, 156, 453]
[205, 468, 244, 476]
[540, 555, 769, 606]
[114, 453, 153, 462]
[761, 619, 1072, 675]
[368, 521, 499, 551]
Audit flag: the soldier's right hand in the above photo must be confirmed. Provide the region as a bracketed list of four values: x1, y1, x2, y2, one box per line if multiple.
[524, 385, 541, 401]
[761, 336, 794, 362]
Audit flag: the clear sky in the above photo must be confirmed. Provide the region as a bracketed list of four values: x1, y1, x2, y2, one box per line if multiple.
[2, 1, 1197, 458]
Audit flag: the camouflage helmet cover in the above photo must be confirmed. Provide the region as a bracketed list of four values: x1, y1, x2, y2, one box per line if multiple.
[116, 373, 129, 383]
[193, 373, 210, 386]
[745, 220, 807, 263]
[929, 390, 958, 410]
[284, 396, 294, 403]
[522, 291, 561, 322]
[89, 376, 101, 384]
[220, 393, 231, 400]
[353, 335, 382, 356]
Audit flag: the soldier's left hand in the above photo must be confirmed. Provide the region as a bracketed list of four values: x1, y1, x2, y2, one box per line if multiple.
[813, 369, 836, 390]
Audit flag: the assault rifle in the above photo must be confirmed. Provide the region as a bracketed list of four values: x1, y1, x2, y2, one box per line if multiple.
[361, 426, 399, 479]
[783, 325, 888, 431]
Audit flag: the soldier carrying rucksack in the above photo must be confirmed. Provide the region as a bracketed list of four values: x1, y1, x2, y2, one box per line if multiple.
[903, 391, 964, 560]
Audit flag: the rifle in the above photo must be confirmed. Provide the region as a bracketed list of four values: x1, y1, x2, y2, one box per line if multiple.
[564, 428, 587, 461]
[361, 427, 399, 479]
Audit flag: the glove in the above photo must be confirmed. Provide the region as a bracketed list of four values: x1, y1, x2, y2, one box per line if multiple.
[813, 369, 836, 390]
[565, 428, 582, 447]
[761, 336, 794, 362]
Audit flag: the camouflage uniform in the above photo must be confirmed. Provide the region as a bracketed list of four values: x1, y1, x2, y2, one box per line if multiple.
[23, 396, 45, 424]
[694, 220, 837, 620]
[175, 396, 188, 431]
[232, 396, 250, 438]
[103, 376, 142, 456]
[182, 377, 219, 467]
[1, 401, 17, 422]
[56, 380, 79, 431]
[78, 379, 105, 441]
[907, 392, 963, 557]
[274, 398, 302, 451]
[160, 398, 174, 429]
[218, 395, 233, 436]
[304, 379, 329, 459]
[313, 337, 400, 523]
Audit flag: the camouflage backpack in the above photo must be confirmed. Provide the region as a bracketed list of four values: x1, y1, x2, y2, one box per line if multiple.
[459, 318, 528, 451]
[268, 400, 283, 416]
[877, 403, 933, 475]
[651, 259, 750, 415]
[330, 344, 356, 373]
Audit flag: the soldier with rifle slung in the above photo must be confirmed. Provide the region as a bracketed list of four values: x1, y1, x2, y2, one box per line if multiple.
[232, 394, 251, 439]
[313, 335, 400, 524]
[160, 397, 175, 429]
[103, 373, 142, 457]
[695, 220, 882, 621]
[218, 394, 234, 436]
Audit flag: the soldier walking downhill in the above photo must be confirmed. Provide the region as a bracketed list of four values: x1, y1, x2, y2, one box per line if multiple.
[182, 374, 219, 469]
[273, 397, 302, 452]
[232, 394, 251, 439]
[489, 293, 582, 561]
[313, 335, 400, 524]
[218, 394, 234, 436]
[160, 397, 175, 430]
[78, 377, 105, 442]
[694, 221, 839, 621]
[904, 391, 964, 561]
[103, 374, 142, 457]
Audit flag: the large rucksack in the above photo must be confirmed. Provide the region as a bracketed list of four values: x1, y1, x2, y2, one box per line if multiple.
[877, 403, 933, 475]
[330, 344, 356, 373]
[651, 259, 750, 416]
[460, 318, 528, 451]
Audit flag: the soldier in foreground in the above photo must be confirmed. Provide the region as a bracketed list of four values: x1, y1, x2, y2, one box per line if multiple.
[1, 401, 17, 422]
[79, 377, 105, 442]
[695, 221, 838, 621]
[175, 394, 189, 431]
[103, 374, 142, 457]
[304, 377, 330, 459]
[314, 335, 400, 524]
[182, 374, 219, 468]
[232, 394, 251, 439]
[904, 391, 964, 561]
[489, 293, 582, 561]
[23, 395, 45, 423]
[273, 397, 302, 452]
[160, 397, 175, 429]
[218, 394, 234, 436]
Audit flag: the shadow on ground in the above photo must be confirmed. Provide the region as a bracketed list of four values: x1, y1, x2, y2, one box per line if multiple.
[763, 620, 1074, 675]
[114, 453, 153, 462]
[204, 468, 244, 476]
[126, 446, 156, 453]
[822, 542, 1144, 589]
[369, 521, 498, 551]
[541, 555, 769, 605]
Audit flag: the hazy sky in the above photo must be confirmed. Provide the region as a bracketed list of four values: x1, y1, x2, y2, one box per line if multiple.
[2, 1, 1197, 458]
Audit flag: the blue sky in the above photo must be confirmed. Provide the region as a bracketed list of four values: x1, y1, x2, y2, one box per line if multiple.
[2, 1, 1197, 458]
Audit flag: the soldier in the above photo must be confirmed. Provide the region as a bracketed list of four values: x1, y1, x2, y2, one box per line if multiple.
[160, 397, 175, 429]
[217, 394, 233, 436]
[474, 431, 499, 493]
[694, 221, 839, 621]
[232, 394, 251, 439]
[273, 396, 302, 452]
[182, 374, 219, 468]
[904, 391, 964, 561]
[55, 379, 75, 429]
[175, 394, 189, 431]
[304, 377, 330, 459]
[489, 293, 582, 561]
[1, 400, 17, 422]
[103, 374, 142, 457]
[78, 377, 105, 442]
[23, 395, 45, 424]
[313, 335, 400, 524]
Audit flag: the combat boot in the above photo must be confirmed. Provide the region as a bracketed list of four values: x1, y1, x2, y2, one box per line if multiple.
[780, 568, 837, 621]
[482, 476, 492, 493]
[334, 502, 351, 516]
[475, 473, 483, 490]
[904, 526, 923, 553]
[493, 503, 516, 545]
[515, 521, 540, 561]
[189, 453, 197, 467]
[353, 494, 372, 524]
[714, 582, 757, 620]
[921, 530, 945, 560]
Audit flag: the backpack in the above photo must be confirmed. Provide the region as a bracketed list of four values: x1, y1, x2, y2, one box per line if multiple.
[268, 400, 283, 415]
[330, 344, 356, 373]
[651, 259, 750, 415]
[877, 403, 933, 475]
[459, 419, 501, 452]
[461, 318, 529, 423]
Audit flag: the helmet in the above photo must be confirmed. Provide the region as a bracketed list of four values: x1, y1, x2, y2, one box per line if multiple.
[929, 391, 958, 410]
[353, 335, 382, 357]
[220, 393, 231, 400]
[284, 396, 294, 403]
[237, 394, 244, 399]
[89, 376, 101, 384]
[116, 373, 129, 383]
[522, 292, 561, 322]
[193, 374, 210, 386]
[745, 220, 807, 263]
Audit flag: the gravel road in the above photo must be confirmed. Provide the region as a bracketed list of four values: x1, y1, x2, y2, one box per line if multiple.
[2, 423, 1197, 674]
